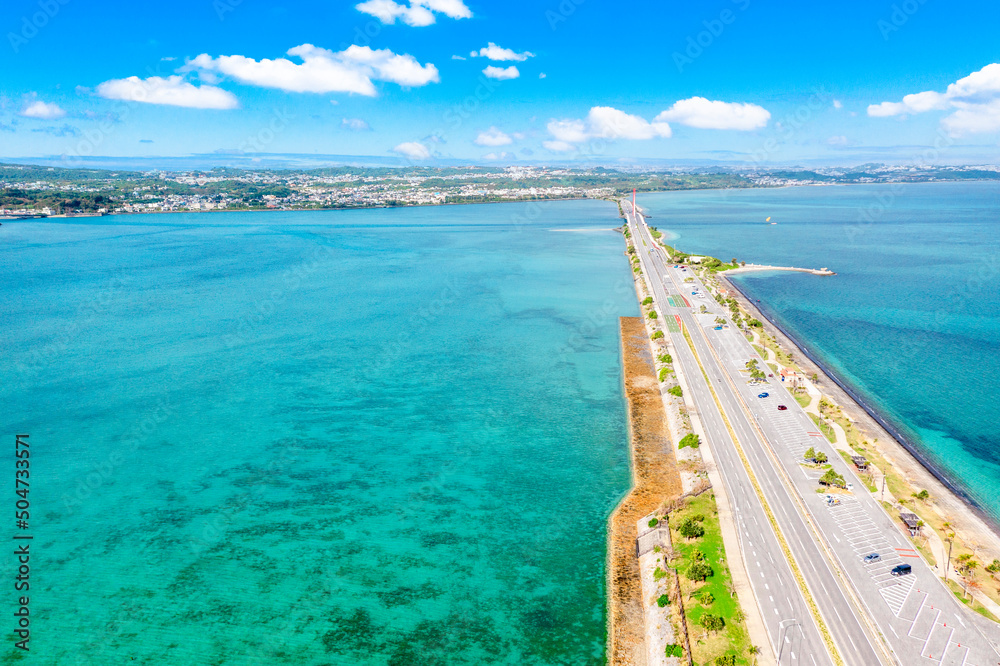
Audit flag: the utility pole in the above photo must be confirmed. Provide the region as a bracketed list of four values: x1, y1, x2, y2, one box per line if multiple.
[946, 538, 953, 582]
[880, 473, 886, 503]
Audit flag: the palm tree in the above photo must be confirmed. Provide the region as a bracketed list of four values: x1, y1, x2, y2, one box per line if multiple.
[748, 645, 760, 665]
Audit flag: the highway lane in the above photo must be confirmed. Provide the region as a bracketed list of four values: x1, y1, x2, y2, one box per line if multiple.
[626, 210, 836, 665]
[627, 201, 1000, 665]
[671, 265, 1000, 665]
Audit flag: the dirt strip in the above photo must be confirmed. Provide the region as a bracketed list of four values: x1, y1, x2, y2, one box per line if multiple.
[608, 317, 684, 666]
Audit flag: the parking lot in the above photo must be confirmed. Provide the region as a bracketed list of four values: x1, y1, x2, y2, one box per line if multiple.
[827, 497, 982, 664]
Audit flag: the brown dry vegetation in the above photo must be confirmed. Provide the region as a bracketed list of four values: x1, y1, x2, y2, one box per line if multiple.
[607, 316, 685, 665]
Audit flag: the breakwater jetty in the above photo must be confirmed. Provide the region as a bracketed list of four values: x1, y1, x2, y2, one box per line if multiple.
[724, 264, 835, 276]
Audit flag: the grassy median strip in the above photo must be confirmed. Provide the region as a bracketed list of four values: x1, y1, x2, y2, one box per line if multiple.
[681, 325, 845, 666]
[669, 492, 752, 665]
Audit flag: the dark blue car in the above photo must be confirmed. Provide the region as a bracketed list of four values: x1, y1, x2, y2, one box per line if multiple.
[758, 392, 769, 398]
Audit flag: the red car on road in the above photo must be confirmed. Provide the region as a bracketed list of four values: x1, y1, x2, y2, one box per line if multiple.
[777, 405, 788, 411]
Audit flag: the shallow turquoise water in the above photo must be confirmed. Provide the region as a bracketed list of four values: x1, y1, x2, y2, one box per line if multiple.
[0, 200, 636, 664]
[640, 182, 1000, 524]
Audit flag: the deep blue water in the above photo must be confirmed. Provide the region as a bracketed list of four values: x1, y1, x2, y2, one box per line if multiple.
[640, 182, 1000, 524]
[0, 200, 637, 664]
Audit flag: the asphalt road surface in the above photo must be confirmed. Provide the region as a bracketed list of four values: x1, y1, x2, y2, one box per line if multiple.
[627, 201, 1000, 666]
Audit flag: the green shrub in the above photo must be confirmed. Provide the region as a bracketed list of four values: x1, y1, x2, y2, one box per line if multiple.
[804, 447, 815, 461]
[648, 517, 659, 528]
[814, 451, 828, 464]
[653, 567, 667, 581]
[820, 469, 846, 488]
[678, 433, 700, 449]
[701, 591, 715, 606]
[667, 386, 683, 397]
[715, 654, 736, 666]
[700, 613, 725, 632]
[913, 489, 930, 501]
[658, 353, 672, 364]
[656, 594, 670, 608]
[690, 513, 705, 522]
[648, 311, 658, 319]
[642, 296, 653, 305]
[678, 518, 705, 539]
[658, 367, 669, 382]
[986, 559, 1000, 573]
[687, 561, 714, 582]
[665, 644, 683, 658]
[651, 331, 663, 340]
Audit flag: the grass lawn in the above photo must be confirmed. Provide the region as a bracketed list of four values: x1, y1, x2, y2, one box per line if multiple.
[792, 390, 811, 409]
[946, 579, 1000, 622]
[808, 413, 836, 443]
[669, 492, 752, 665]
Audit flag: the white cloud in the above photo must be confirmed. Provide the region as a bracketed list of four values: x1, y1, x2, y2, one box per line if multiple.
[833, 99, 843, 109]
[470, 43, 535, 62]
[342, 117, 372, 131]
[392, 141, 431, 159]
[827, 135, 848, 146]
[942, 99, 1000, 135]
[20, 99, 66, 119]
[654, 97, 770, 130]
[451, 55, 466, 60]
[868, 90, 948, 117]
[483, 65, 519, 80]
[542, 140, 576, 152]
[482, 151, 512, 160]
[539, 72, 546, 79]
[187, 44, 439, 96]
[474, 127, 512, 146]
[95, 76, 239, 109]
[544, 107, 671, 151]
[356, 0, 471, 26]
[867, 63, 1000, 135]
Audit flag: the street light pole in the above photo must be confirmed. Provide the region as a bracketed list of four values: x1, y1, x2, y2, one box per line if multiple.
[880, 474, 886, 503]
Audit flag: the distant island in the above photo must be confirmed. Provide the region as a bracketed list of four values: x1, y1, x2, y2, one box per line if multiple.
[2, 162, 999, 217]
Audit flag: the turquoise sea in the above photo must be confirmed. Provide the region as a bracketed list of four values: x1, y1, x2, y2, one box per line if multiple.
[0, 200, 638, 664]
[640, 182, 1000, 525]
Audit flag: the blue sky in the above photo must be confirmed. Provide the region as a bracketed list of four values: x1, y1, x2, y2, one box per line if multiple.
[1, 0, 999, 165]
